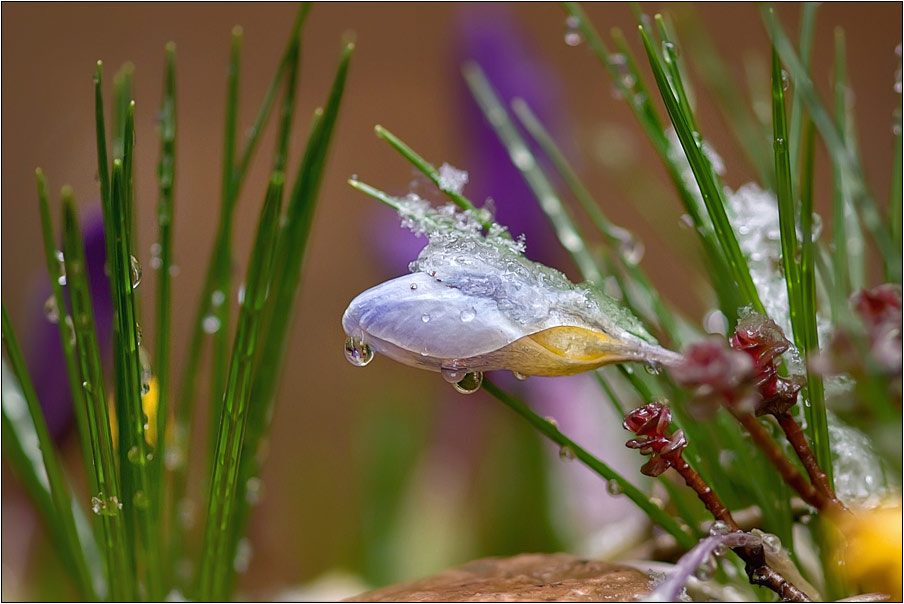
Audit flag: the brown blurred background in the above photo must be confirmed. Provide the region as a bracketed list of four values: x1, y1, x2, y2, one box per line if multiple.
[2, 2, 900, 600]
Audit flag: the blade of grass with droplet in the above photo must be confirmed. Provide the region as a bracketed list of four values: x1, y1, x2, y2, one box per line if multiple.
[799, 121, 831, 486]
[762, 6, 901, 282]
[771, 45, 804, 347]
[462, 62, 603, 284]
[1, 311, 96, 599]
[60, 193, 134, 599]
[234, 38, 354, 567]
[637, 21, 766, 316]
[198, 173, 284, 601]
[511, 97, 683, 347]
[482, 379, 696, 550]
[109, 158, 164, 599]
[170, 4, 309, 551]
[35, 170, 97, 492]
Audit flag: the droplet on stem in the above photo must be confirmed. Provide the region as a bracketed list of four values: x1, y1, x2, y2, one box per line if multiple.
[130, 255, 142, 289]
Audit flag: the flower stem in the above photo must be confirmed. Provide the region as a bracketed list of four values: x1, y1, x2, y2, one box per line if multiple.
[775, 412, 842, 506]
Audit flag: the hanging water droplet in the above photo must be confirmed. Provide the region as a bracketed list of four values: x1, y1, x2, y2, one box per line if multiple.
[617, 234, 645, 265]
[713, 543, 729, 557]
[344, 336, 374, 367]
[606, 479, 623, 495]
[781, 69, 791, 91]
[558, 445, 576, 461]
[644, 363, 661, 376]
[709, 520, 731, 536]
[130, 255, 142, 289]
[55, 250, 67, 285]
[513, 371, 529, 381]
[460, 308, 476, 322]
[564, 15, 583, 46]
[149, 243, 162, 269]
[452, 371, 483, 394]
[245, 477, 263, 505]
[202, 315, 221, 334]
[662, 40, 679, 59]
[135, 322, 143, 346]
[694, 554, 717, 581]
[679, 214, 694, 229]
[141, 381, 151, 396]
[421, 313, 431, 323]
[64, 316, 76, 347]
[44, 295, 60, 323]
[441, 366, 464, 384]
[134, 490, 150, 510]
[128, 445, 143, 465]
[237, 284, 246, 305]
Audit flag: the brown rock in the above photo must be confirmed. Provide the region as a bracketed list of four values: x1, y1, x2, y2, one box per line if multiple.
[345, 552, 652, 602]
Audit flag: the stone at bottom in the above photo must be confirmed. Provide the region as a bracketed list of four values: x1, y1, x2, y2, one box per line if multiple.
[345, 552, 652, 602]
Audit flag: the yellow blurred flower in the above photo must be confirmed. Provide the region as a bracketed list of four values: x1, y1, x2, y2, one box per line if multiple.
[836, 501, 903, 599]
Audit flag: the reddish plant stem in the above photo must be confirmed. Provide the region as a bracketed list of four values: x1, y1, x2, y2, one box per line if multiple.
[775, 411, 843, 507]
[734, 411, 843, 514]
[669, 454, 811, 602]
[671, 457, 739, 531]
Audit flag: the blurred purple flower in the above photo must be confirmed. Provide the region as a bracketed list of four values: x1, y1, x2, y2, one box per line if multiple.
[27, 207, 112, 439]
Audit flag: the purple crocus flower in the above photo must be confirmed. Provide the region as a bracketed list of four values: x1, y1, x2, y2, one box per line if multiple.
[27, 207, 112, 440]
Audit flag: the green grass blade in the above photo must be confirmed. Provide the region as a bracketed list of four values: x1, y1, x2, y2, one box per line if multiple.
[234, 39, 354, 570]
[654, 16, 697, 134]
[112, 63, 134, 161]
[373, 124, 488, 223]
[771, 45, 804, 346]
[462, 62, 603, 284]
[60, 192, 135, 600]
[637, 22, 765, 316]
[762, 6, 901, 282]
[799, 121, 831, 485]
[171, 6, 309, 553]
[482, 379, 695, 550]
[198, 173, 284, 601]
[154, 42, 177, 573]
[34, 170, 98, 494]
[1, 310, 96, 599]
[109, 158, 163, 600]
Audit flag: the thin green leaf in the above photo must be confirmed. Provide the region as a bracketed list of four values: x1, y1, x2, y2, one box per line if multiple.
[462, 62, 603, 284]
[771, 45, 804, 346]
[482, 379, 696, 550]
[198, 173, 285, 601]
[799, 122, 831, 485]
[788, 2, 818, 184]
[34, 170, 97, 493]
[60, 192, 135, 599]
[234, 38, 355, 569]
[762, 6, 901, 282]
[1, 310, 95, 599]
[373, 124, 488, 225]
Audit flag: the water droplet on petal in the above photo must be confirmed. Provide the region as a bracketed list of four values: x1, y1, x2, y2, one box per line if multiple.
[513, 371, 529, 381]
[558, 445, 576, 461]
[709, 520, 731, 536]
[409, 283, 418, 291]
[44, 295, 60, 323]
[644, 363, 661, 376]
[762, 532, 782, 555]
[441, 366, 464, 383]
[452, 371, 483, 394]
[714, 543, 729, 557]
[130, 255, 142, 289]
[421, 313, 431, 323]
[704, 309, 728, 334]
[344, 336, 373, 367]
[460, 308, 476, 322]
